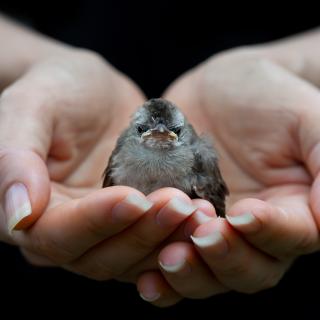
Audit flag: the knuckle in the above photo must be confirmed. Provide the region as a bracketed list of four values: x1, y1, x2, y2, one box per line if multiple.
[83, 215, 109, 240]
[0, 84, 50, 115]
[231, 55, 278, 80]
[1, 86, 28, 107]
[31, 232, 75, 265]
[22, 253, 41, 266]
[218, 263, 249, 278]
[241, 269, 284, 294]
[179, 279, 228, 299]
[70, 49, 110, 75]
[127, 231, 158, 253]
[294, 231, 318, 254]
[20, 249, 54, 267]
[76, 49, 105, 65]
[72, 258, 116, 281]
[216, 261, 283, 293]
[258, 270, 283, 291]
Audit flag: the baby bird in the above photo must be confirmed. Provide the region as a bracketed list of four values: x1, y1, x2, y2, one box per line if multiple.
[103, 98, 228, 216]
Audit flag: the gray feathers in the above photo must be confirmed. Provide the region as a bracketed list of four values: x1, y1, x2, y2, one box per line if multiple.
[103, 98, 228, 216]
[190, 137, 229, 216]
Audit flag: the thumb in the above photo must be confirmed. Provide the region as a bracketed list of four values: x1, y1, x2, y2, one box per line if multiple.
[0, 89, 51, 233]
[0, 149, 50, 232]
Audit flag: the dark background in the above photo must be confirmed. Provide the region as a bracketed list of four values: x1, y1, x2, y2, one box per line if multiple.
[1, 1, 319, 318]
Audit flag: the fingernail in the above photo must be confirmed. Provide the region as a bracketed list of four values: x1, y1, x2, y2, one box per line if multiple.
[4, 183, 32, 232]
[193, 210, 213, 224]
[166, 197, 196, 216]
[184, 210, 213, 238]
[124, 194, 153, 211]
[139, 291, 161, 302]
[159, 259, 188, 273]
[191, 231, 228, 255]
[226, 212, 256, 226]
[156, 197, 196, 227]
[112, 194, 153, 223]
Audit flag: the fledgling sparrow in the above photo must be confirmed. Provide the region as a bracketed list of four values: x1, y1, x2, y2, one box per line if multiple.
[103, 98, 228, 216]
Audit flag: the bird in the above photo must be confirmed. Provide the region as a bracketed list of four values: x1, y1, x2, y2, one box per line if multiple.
[102, 98, 229, 216]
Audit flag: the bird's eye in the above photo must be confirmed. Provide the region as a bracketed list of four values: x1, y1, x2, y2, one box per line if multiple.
[137, 125, 148, 134]
[172, 127, 182, 135]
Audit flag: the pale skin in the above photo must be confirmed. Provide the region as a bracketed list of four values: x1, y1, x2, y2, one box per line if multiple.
[137, 30, 320, 306]
[1, 14, 320, 307]
[0, 15, 213, 283]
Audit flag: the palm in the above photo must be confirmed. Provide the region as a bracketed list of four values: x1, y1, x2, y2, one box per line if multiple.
[30, 56, 146, 210]
[48, 133, 114, 210]
[198, 98, 310, 216]
[165, 55, 314, 224]
[46, 104, 136, 210]
[210, 104, 311, 225]
[210, 103, 311, 207]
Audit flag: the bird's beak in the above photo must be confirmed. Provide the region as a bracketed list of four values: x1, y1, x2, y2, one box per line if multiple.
[142, 124, 177, 141]
[168, 131, 178, 140]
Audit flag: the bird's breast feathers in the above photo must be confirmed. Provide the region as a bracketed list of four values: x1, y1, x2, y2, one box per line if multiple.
[110, 145, 195, 194]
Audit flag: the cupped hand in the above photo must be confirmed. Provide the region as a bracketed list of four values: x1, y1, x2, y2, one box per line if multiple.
[15, 186, 214, 281]
[137, 47, 320, 306]
[0, 47, 144, 237]
[0, 46, 215, 283]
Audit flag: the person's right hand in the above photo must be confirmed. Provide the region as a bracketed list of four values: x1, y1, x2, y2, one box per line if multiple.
[0, 45, 215, 282]
[0, 48, 144, 238]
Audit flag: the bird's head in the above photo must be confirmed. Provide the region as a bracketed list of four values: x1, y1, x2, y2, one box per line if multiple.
[132, 98, 188, 149]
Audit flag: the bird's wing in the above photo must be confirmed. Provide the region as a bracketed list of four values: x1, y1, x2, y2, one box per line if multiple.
[191, 137, 229, 217]
[102, 129, 128, 188]
[102, 153, 115, 187]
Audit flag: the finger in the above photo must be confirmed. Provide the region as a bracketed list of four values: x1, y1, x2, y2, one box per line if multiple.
[226, 195, 320, 259]
[0, 150, 50, 235]
[158, 242, 228, 298]
[14, 186, 153, 264]
[117, 198, 217, 283]
[70, 188, 197, 280]
[183, 199, 217, 238]
[191, 218, 289, 293]
[0, 87, 52, 233]
[137, 271, 182, 307]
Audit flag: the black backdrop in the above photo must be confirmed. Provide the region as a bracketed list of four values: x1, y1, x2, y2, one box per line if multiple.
[1, 1, 319, 318]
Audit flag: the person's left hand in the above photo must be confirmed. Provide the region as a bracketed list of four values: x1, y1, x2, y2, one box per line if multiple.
[135, 47, 320, 307]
